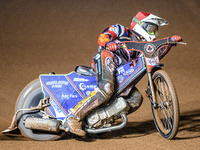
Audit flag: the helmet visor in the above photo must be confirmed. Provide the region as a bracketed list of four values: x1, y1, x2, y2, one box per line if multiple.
[145, 23, 158, 35]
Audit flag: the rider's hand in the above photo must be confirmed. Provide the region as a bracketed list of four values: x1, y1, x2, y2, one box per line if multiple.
[117, 42, 123, 49]
[106, 42, 123, 51]
[106, 42, 117, 51]
[170, 35, 182, 42]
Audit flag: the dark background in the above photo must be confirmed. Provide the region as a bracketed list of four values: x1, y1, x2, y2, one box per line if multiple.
[0, 0, 199, 149]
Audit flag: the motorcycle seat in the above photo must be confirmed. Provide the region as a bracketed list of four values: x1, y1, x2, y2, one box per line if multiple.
[75, 65, 96, 76]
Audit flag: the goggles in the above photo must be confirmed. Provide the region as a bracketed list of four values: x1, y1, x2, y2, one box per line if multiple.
[144, 23, 158, 35]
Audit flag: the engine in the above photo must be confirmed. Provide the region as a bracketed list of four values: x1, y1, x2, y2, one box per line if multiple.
[86, 97, 129, 128]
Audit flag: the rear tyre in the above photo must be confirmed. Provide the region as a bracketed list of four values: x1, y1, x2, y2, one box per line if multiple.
[151, 70, 179, 140]
[16, 79, 65, 140]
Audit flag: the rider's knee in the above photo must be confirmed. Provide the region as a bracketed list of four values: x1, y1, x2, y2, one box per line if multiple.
[98, 80, 114, 103]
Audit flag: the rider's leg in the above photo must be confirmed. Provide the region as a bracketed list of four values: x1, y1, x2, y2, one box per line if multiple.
[67, 50, 116, 136]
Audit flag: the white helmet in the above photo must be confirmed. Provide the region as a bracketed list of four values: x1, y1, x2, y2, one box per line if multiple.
[130, 12, 168, 41]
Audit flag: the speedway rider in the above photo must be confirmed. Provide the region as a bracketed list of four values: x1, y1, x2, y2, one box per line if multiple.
[66, 12, 182, 136]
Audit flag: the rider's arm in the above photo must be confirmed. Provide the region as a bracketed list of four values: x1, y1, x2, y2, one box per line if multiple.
[97, 24, 130, 48]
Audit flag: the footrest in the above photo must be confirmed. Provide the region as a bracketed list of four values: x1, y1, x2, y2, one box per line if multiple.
[2, 127, 20, 134]
[32, 96, 50, 110]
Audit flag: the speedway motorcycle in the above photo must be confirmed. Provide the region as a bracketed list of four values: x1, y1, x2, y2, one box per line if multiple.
[2, 38, 186, 140]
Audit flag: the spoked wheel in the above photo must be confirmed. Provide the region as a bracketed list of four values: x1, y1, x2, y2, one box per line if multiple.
[16, 79, 65, 140]
[151, 70, 180, 140]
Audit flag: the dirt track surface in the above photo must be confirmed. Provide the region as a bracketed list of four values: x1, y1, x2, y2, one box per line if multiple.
[0, 0, 200, 149]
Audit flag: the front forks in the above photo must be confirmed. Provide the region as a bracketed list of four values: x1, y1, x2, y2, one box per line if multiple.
[147, 72, 159, 109]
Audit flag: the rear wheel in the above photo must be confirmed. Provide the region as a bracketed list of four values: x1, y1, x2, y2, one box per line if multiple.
[151, 70, 179, 140]
[16, 79, 65, 140]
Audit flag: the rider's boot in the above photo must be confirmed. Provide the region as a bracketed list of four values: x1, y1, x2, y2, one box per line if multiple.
[67, 83, 114, 136]
[66, 87, 110, 136]
[67, 114, 86, 137]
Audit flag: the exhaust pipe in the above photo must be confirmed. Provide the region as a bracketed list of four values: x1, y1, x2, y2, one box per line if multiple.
[85, 112, 128, 134]
[24, 112, 128, 134]
[24, 117, 60, 132]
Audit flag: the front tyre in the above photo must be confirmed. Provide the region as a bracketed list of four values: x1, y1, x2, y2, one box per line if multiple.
[151, 70, 180, 140]
[16, 79, 65, 140]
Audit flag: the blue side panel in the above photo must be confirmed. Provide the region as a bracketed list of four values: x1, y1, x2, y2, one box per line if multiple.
[39, 56, 145, 121]
[40, 72, 97, 120]
[115, 56, 146, 95]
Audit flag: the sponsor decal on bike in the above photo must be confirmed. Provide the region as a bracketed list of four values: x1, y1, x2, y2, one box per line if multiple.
[61, 94, 78, 100]
[117, 66, 125, 74]
[146, 56, 159, 66]
[79, 83, 96, 91]
[144, 43, 156, 53]
[73, 78, 89, 82]
[117, 75, 124, 83]
[123, 68, 135, 76]
[86, 91, 91, 96]
[46, 80, 68, 88]
[50, 98, 66, 118]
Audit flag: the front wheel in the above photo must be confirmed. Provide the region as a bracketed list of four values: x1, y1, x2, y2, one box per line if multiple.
[151, 70, 180, 140]
[15, 79, 65, 140]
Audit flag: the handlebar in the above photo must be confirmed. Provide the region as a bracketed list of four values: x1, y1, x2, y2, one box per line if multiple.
[176, 42, 187, 45]
[123, 38, 187, 59]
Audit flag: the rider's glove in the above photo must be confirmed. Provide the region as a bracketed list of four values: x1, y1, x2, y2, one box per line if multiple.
[106, 42, 123, 51]
[106, 42, 118, 51]
[170, 35, 182, 42]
